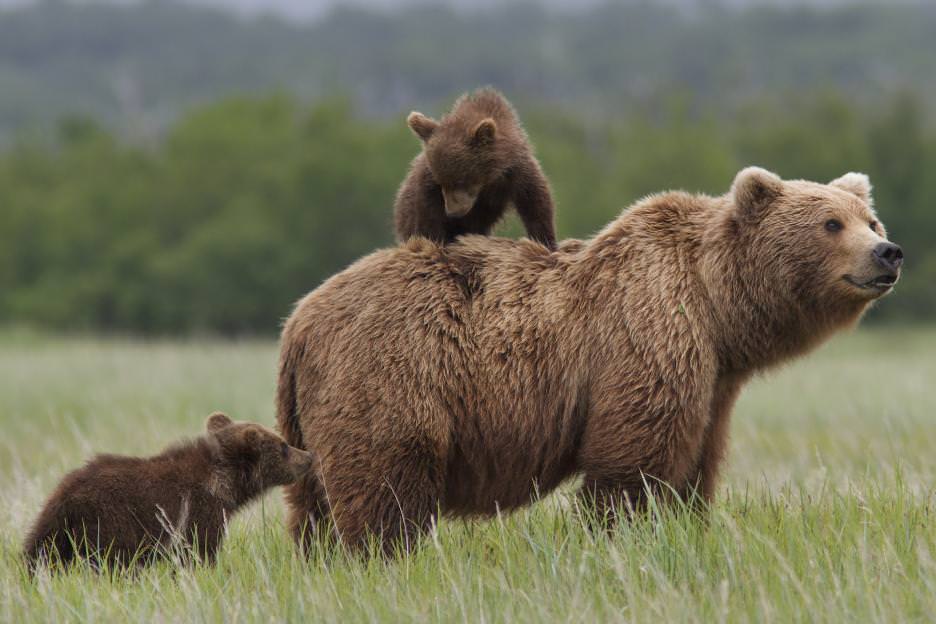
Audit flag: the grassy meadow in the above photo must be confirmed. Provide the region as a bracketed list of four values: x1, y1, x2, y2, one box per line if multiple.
[1, 326, 935, 622]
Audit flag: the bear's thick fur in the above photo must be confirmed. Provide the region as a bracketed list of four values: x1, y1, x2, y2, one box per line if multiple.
[278, 167, 901, 553]
[24, 413, 315, 569]
[394, 88, 557, 250]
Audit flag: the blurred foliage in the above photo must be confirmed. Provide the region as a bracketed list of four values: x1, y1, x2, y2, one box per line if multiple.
[0, 92, 931, 335]
[2, 2, 936, 139]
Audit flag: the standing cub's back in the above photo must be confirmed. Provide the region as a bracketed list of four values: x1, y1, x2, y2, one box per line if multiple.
[24, 413, 314, 569]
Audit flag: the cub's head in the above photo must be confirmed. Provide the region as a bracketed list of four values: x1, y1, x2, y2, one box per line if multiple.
[205, 412, 315, 494]
[407, 108, 510, 218]
[727, 167, 902, 323]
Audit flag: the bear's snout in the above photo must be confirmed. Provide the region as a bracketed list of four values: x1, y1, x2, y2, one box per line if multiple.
[872, 242, 904, 272]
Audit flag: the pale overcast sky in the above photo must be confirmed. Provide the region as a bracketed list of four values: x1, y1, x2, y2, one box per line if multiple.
[0, 0, 901, 22]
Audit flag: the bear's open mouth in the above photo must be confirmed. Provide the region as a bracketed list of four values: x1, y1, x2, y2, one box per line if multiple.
[843, 274, 898, 291]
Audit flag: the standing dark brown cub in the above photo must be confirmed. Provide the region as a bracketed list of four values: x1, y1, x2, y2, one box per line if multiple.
[24, 413, 314, 570]
[394, 88, 558, 250]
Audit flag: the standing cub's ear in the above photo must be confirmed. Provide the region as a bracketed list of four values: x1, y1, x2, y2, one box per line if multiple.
[205, 412, 233, 433]
[732, 166, 784, 222]
[830, 172, 872, 204]
[240, 427, 261, 448]
[407, 112, 438, 142]
[471, 118, 497, 145]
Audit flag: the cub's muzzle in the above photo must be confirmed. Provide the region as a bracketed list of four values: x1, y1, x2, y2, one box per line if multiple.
[442, 189, 477, 218]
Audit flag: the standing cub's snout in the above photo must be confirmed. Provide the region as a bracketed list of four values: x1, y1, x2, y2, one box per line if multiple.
[286, 446, 316, 479]
[873, 242, 904, 272]
[441, 188, 478, 218]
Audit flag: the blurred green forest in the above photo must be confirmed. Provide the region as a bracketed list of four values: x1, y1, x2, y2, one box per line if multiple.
[0, 2, 933, 335]
[0, 93, 932, 334]
[2, 2, 936, 139]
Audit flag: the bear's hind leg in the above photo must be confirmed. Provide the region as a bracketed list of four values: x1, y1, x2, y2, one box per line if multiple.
[324, 439, 444, 557]
[285, 471, 334, 557]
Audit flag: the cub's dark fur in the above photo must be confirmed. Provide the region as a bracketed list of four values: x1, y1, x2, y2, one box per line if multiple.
[24, 413, 314, 569]
[394, 88, 557, 250]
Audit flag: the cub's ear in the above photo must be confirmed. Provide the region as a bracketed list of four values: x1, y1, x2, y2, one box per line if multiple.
[471, 118, 497, 145]
[407, 112, 438, 142]
[241, 428, 261, 447]
[732, 166, 784, 222]
[205, 411, 233, 433]
[830, 172, 872, 204]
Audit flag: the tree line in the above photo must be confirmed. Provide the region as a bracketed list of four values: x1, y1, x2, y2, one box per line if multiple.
[2, 2, 936, 141]
[0, 93, 932, 335]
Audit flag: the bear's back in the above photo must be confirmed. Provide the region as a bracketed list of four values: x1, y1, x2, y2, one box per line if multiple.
[287, 235, 570, 345]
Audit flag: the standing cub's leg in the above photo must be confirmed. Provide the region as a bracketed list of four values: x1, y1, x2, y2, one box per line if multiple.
[512, 159, 558, 250]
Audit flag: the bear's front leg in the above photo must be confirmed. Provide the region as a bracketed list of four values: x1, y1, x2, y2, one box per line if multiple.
[680, 374, 745, 507]
[576, 473, 657, 532]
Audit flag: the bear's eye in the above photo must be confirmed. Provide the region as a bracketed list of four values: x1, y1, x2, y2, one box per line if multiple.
[824, 219, 843, 233]
[869, 220, 879, 231]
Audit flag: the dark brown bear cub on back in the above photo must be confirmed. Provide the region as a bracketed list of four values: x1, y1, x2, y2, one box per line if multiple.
[394, 88, 558, 250]
[24, 412, 314, 570]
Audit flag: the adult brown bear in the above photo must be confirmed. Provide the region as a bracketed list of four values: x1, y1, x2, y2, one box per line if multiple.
[277, 167, 902, 554]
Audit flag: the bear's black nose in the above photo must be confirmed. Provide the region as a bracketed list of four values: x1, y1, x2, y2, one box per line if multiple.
[873, 242, 904, 271]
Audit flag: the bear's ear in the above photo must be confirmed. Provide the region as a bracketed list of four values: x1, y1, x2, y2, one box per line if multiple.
[205, 411, 233, 433]
[830, 172, 872, 204]
[471, 118, 497, 145]
[407, 112, 438, 142]
[732, 166, 784, 222]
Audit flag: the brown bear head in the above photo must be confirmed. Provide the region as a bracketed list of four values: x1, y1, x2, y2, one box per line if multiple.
[204, 412, 315, 493]
[407, 109, 513, 218]
[724, 167, 902, 327]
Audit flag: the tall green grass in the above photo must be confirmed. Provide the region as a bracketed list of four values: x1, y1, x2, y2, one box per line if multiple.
[1, 328, 934, 622]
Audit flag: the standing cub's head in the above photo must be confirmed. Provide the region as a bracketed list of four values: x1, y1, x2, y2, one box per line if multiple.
[722, 167, 902, 324]
[205, 412, 314, 496]
[407, 88, 524, 218]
